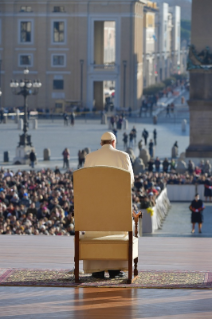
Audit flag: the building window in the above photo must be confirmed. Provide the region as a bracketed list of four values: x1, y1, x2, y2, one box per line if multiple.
[53, 21, 65, 43]
[19, 54, 33, 66]
[52, 54, 66, 67]
[20, 6, 33, 12]
[53, 6, 65, 13]
[53, 79, 64, 90]
[20, 21, 32, 43]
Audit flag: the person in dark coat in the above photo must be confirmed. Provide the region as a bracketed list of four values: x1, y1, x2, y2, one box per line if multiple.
[123, 132, 128, 149]
[153, 129, 157, 145]
[29, 150, 36, 169]
[204, 177, 212, 202]
[149, 139, 154, 158]
[142, 129, 149, 146]
[189, 194, 205, 233]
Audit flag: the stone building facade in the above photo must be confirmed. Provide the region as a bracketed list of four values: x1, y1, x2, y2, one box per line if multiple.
[0, 0, 146, 111]
[143, 1, 187, 88]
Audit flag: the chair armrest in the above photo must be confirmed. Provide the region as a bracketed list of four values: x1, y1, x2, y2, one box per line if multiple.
[132, 211, 143, 238]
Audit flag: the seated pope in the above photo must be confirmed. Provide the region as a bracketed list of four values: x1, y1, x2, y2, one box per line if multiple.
[82, 131, 134, 279]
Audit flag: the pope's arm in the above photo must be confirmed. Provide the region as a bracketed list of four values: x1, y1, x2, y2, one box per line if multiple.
[124, 154, 134, 187]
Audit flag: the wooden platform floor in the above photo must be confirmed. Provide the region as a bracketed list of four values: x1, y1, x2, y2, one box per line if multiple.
[0, 236, 212, 318]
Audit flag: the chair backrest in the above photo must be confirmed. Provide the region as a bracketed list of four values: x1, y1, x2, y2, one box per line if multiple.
[74, 166, 132, 231]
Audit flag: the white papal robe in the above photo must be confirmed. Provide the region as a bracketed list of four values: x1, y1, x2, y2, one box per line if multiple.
[82, 144, 134, 273]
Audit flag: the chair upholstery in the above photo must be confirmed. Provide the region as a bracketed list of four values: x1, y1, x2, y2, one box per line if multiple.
[73, 166, 139, 284]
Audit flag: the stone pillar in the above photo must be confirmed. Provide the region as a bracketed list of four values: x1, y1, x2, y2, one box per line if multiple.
[94, 82, 104, 110]
[186, 0, 212, 158]
[94, 21, 104, 65]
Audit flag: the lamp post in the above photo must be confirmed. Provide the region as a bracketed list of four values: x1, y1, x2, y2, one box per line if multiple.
[10, 68, 42, 148]
[123, 60, 127, 109]
[80, 59, 84, 108]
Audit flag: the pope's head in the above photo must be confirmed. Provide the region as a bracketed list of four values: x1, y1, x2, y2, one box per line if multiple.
[101, 132, 116, 149]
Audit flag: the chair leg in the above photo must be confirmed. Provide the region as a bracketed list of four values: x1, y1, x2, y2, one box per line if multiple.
[127, 231, 133, 284]
[75, 231, 80, 283]
[134, 257, 138, 276]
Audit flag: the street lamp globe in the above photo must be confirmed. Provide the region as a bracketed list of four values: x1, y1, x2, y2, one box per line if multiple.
[26, 82, 32, 88]
[10, 80, 15, 88]
[24, 68, 29, 75]
[0, 90, 2, 96]
[20, 80, 25, 88]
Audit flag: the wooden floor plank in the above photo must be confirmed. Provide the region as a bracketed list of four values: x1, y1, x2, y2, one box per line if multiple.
[0, 236, 212, 271]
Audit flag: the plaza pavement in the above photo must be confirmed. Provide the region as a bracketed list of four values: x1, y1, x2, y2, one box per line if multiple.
[0, 118, 189, 172]
[144, 202, 212, 238]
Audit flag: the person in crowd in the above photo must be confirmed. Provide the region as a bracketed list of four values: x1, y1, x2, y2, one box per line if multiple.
[170, 159, 176, 171]
[129, 130, 134, 148]
[189, 194, 205, 234]
[188, 160, 195, 175]
[63, 113, 69, 126]
[142, 129, 149, 146]
[166, 104, 170, 117]
[149, 139, 154, 158]
[204, 176, 212, 202]
[62, 148, 70, 169]
[70, 112, 75, 126]
[155, 157, 161, 172]
[110, 116, 115, 128]
[153, 129, 157, 145]
[148, 158, 154, 172]
[29, 149, 36, 169]
[123, 132, 128, 149]
[163, 158, 170, 173]
[204, 160, 211, 175]
[132, 126, 137, 144]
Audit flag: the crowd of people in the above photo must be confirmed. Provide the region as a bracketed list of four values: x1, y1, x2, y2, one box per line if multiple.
[1, 159, 211, 236]
[0, 168, 75, 236]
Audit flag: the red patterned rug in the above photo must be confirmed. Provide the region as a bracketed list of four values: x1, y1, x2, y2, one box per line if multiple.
[0, 269, 212, 289]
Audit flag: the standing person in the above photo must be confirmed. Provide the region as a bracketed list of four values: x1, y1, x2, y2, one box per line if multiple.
[78, 150, 82, 169]
[155, 157, 161, 172]
[0, 108, 4, 123]
[113, 128, 118, 144]
[83, 132, 134, 279]
[149, 139, 154, 158]
[204, 176, 212, 202]
[163, 158, 169, 173]
[132, 126, 137, 144]
[129, 131, 134, 148]
[29, 149, 36, 169]
[153, 129, 157, 145]
[166, 104, 170, 117]
[142, 129, 149, 146]
[123, 132, 128, 149]
[70, 112, 75, 126]
[62, 148, 70, 169]
[110, 116, 115, 128]
[63, 113, 69, 126]
[189, 194, 205, 234]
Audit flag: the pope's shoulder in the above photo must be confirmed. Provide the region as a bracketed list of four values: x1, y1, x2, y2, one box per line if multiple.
[86, 147, 129, 158]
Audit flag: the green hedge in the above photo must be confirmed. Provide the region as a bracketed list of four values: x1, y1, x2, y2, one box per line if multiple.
[171, 73, 188, 81]
[143, 82, 165, 96]
[162, 77, 176, 87]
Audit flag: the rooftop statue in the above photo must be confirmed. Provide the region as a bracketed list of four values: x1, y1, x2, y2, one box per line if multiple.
[187, 45, 212, 70]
